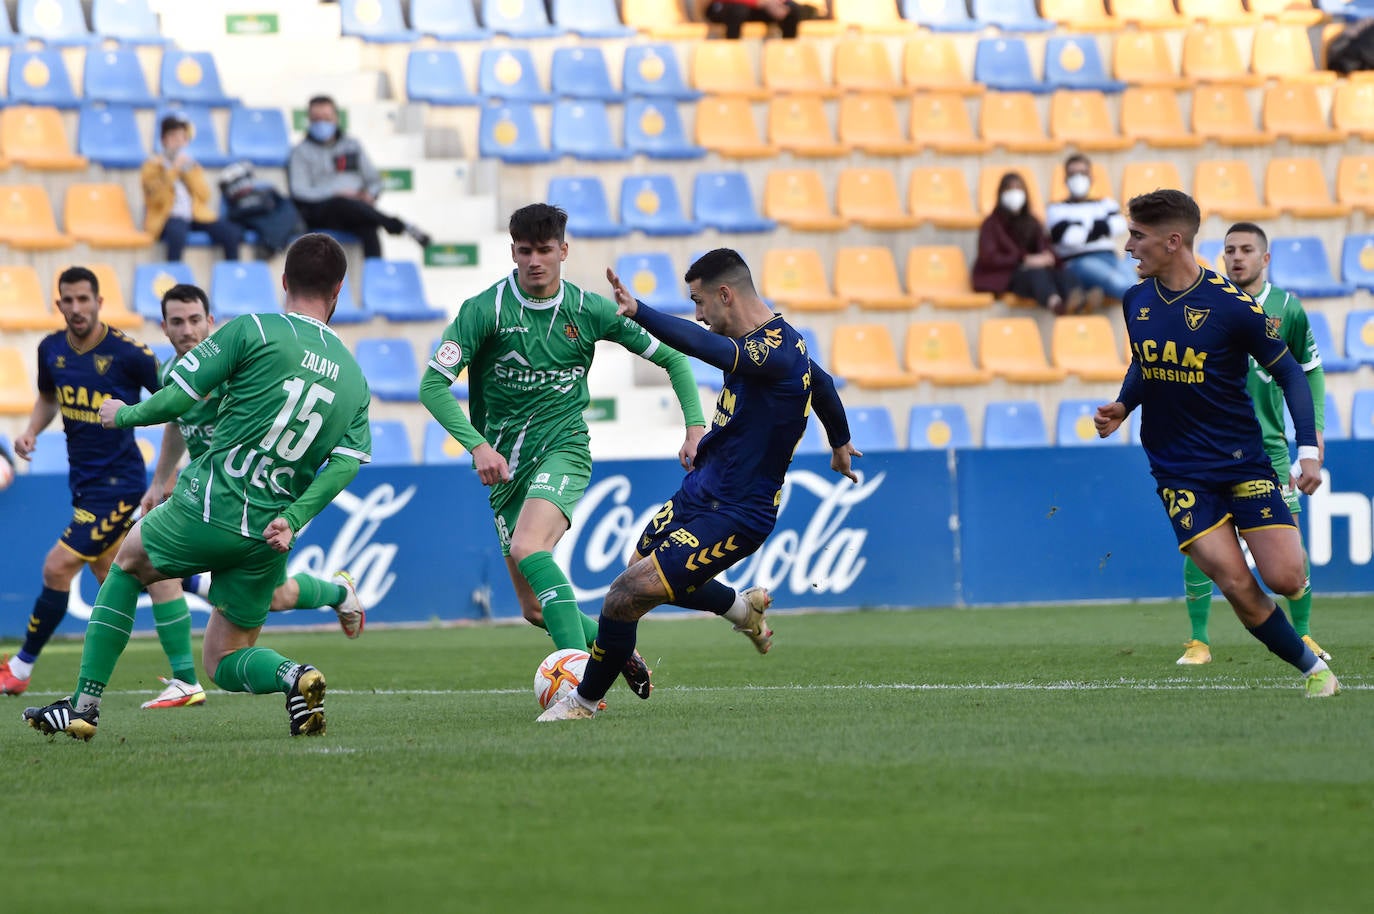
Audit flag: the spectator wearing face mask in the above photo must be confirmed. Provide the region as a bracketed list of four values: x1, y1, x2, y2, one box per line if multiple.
[287, 94, 431, 259]
[973, 171, 1084, 315]
[1046, 153, 1139, 303]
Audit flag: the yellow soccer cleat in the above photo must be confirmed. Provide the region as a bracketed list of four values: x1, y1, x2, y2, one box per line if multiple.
[1301, 635, 1331, 662]
[1176, 640, 1212, 665]
[735, 586, 774, 655]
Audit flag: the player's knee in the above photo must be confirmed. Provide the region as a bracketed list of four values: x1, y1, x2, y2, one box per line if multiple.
[1258, 566, 1306, 600]
[41, 550, 82, 588]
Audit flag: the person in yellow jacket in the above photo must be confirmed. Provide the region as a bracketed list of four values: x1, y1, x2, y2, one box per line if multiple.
[141, 113, 242, 262]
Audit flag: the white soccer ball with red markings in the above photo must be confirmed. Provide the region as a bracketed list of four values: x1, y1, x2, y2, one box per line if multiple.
[534, 648, 589, 710]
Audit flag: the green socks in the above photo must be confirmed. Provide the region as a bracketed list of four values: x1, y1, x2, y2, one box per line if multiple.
[151, 596, 198, 685]
[212, 647, 297, 694]
[74, 565, 143, 710]
[1288, 553, 1313, 637]
[290, 573, 347, 610]
[517, 551, 596, 652]
[1182, 555, 1213, 644]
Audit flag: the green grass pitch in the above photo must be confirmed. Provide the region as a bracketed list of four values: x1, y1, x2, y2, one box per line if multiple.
[4, 599, 1371, 913]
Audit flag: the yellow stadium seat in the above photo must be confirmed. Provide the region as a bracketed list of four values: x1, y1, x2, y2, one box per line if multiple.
[1191, 85, 1275, 146]
[1120, 87, 1204, 148]
[837, 93, 920, 156]
[1262, 84, 1345, 145]
[1337, 156, 1374, 215]
[0, 106, 87, 170]
[1051, 160, 1113, 200]
[621, 0, 708, 39]
[81, 264, 147, 330]
[691, 42, 767, 99]
[1052, 315, 1128, 381]
[978, 165, 1045, 217]
[763, 169, 847, 231]
[1112, 31, 1189, 88]
[1193, 159, 1277, 220]
[838, 167, 921, 230]
[695, 96, 775, 158]
[0, 186, 72, 250]
[761, 249, 847, 312]
[0, 265, 62, 331]
[810, 0, 919, 34]
[1040, 0, 1119, 30]
[832, 324, 920, 389]
[1245, 0, 1323, 24]
[1050, 90, 1133, 151]
[1265, 158, 1352, 220]
[1182, 27, 1261, 86]
[1177, 0, 1257, 24]
[979, 91, 1063, 153]
[1252, 22, 1335, 84]
[1112, 0, 1189, 28]
[64, 184, 154, 249]
[1333, 81, 1374, 141]
[835, 38, 905, 95]
[903, 33, 982, 95]
[911, 91, 989, 154]
[905, 246, 995, 309]
[908, 167, 983, 230]
[767, 95, 849, 158]
[834, 247, 920, 310]
[0, 347, 36, 415]
[904, 322, 992, 385]
[762, 40, 838, 97]
[979, 318, 1068, 383]
[1120, 160, 1186, 203]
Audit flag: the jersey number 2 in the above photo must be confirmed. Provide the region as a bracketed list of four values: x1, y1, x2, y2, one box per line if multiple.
[260, 378, 335, 461]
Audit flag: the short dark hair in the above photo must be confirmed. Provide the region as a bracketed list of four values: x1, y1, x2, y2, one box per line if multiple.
[307, 95, 336, 111]
[160, 283, 210, 320]
[283, 233, 348, 302]
[1064, 152, 1091, 172]
[684, 248, 754, 292]
[1127, 189, 1201, 241]
[1225, 221, 1268, 250]
[160, 112, 191, 140]
[509, 203, 568, 244]
[58, 266, 99, 296]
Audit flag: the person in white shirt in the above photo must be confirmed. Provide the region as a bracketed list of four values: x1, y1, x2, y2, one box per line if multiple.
[1047, 153, 1140, 302]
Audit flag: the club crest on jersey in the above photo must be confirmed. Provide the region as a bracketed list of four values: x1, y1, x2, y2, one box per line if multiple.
[1180, 512, 1193, 531]
[1265, 316, 1281, 340]
[94, 355, 113, 375]
[564, 323, 579, 341]
[745, 338, 771, 365]
[1183, 306, 1210, 331]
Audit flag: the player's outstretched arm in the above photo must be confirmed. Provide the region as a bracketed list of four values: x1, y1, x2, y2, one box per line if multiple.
[620, 296, 743, 372]
[1268, 350, 1322, 494]
[102, 383, 198, 429]
[13, 391, 59, 460]
[141, 423, 188, 514]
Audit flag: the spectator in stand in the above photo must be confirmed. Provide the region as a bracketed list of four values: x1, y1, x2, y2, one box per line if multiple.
[973, 171, 1085, 315]
[142, 113, 243, 262]
[1047, 153, 1138, 303]
[701, 0, 822, 39]
[287, 95, 431, 259]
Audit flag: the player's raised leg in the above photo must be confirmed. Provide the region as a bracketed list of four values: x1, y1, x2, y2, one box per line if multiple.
[1178, 555, 1213, 665]
[270, 571, 365, 638]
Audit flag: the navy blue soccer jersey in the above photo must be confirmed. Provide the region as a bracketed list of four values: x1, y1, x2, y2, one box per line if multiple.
[37, 325, 160, 492]
[1123, 268, 1296, 478]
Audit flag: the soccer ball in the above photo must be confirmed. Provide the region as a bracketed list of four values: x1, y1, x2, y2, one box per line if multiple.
[534, 648, 589, 710]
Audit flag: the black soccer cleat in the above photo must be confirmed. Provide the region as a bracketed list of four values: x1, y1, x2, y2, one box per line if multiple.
[286, 665, 327, 736]
[621, 650, 653, 700]
[23, 698, 99, 741]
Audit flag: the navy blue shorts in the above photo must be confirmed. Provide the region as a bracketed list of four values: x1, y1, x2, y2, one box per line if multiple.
[635, 494, 766, 601]
[1155, 472, 1295, 552]
[60, 489, 141, 561]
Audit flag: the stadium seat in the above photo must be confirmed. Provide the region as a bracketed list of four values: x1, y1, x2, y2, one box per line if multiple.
[327, 273, 373, 325]
[695, 96, 776, 159]
[0, 347, 37, 415]
[212, 262, 278, 318]
[2, 106, 88, 170]
[692, 172, 776, 233]
[1265, 158, 1350, 219]
[1120, 160, 1186, 204]
[1195, 238, 1225, 273]
[1112, 31, 1189, 88]
[902, 33, 982, 95]
[1049, 90, 1133, 151]
[904, 322, 992, 384]
[1043, 36, 1126, 92]
[134, 427, 162, 468]
[907, 404, 973, 450]
[551, 0, 634, 36]
[92, 0, 165, 44]
[1252, 22, 1334, 83]
[795, 411, 830, 455]
[1248, 0, 1325, 24]
[1269, 237, 1355, 298]
[979, 318, 1068, 383]
[692, 42, 767, 99]
[65, 184, 152, 249]
[0, 266, 62, 331]
[838, 93, 919, 156]
[813, 0, 917, 33]
[764, 169, 847, 232]
[906, 246, 994, 308]
[615, 253, 693, 315]
[1333, 81, 1374, 141]
[761, 250, 846, 312]
[1283, 392, 1346, 442]
[153, 104, 231, 167]
[480, 0, 562, 36]
[1352, 391, 1374, 440]
[478, 102, 558, 164]
[1262, 84, 1345, 145]
[355, 338, 420, 402]
[1337, 156, 1374, 214]
[1114, 0, 1189, 26]
[548, 176, 627, 239]
[833, 325, 920, 388]
[1178, 0, 1257, 25]
[838, 167, 920, 230]
[977, 165, 1045, 216]
[621, 0, 707, 38]
[367, 420, 413, 467]
[1307, 311, 1356, 372]
[132, 262, 196, 322]
[1345, 311, 1374, 366]
[836, 38, 905, 95]
[1342, 234, 1374, 292]
[1193, 160, 1277, 221]
[0, 186, 72, 250]
[1057, 399, 1126, 446]
[27, 430, 69, 472]
[1192, 85, 1274, 145]
[478, 48, 553, 103]
[846, 406, 900, 452]
[405, 50, 479, 106]
[552, 100, 631, 162]
[983, 401, 1049, 448]
[423, 421, 468, 464]
[1182, 28, 1261, 86]
[620, 174, 700, 236]
[160, 51, 234, 107]
[900, 0, 984, 30]
[339, 0, 418, 42]
[972, 0, 1055, 30]
[1052, 315, 1128, 381]
[623, 98, 704, 160]
[1040, 0, 1118, 30]
[979, 92, 1062, 153]
[768, 95, 848, 158]
[226, 107, 291, 168]
[974, 38, 1050, 93]
[18, 0, 91, 44]
[910, 92, 990, 154]
[836, 247, 920, 310]
[8, 49, 79, 109]
[1120, 87, 1203, 148]
[622, 43, 701, 99]
[83, 47, 155, 106]
[362, 259, 446, 322]
[550, 47, 621, 102]
[410, 0, 490, 39]
[762, 40, 837, 97]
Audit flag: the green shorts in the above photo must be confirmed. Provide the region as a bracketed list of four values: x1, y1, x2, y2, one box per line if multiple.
[490, 445, 591, 555]
[140, 498, 287, 629]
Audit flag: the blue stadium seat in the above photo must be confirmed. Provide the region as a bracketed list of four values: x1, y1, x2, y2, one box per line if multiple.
[8, 48, 79, 108]
[339, 0, 418, 42]
[160, 51, 234, 107]
[908, 404, 972, 450]
[550, 47, 621, 101]
[1344, 309, 1374, 366]
[623, 44, 701, 100]
[971, 0, 1054, 31]
[620, 175, 701, 236]
[478, 102, 558, 164]
[1341, 234, 1374, 292]
[410, 0, 490, 39]
[212, 262, 279, 318]
[796, 415, 829, 455]
[18, 0, 91, 45]
[367, 420, 413, 467]
[228, 107, 291, 167]
[406, 49, 480, 106]
[1043, 36, 1126, 92]
[153, 104, 231, 167]
[1307, 311, 1357, 372]
[479, 0, 563, 37]
[847, 406, 898, 452]
[1196, 239, 1224, 274]
[133, 262, 196, 322]
[614, 252, 693, 315]
[83, 47, 155, 106]
[28, 431, 69, 475]
[693, 172, 777, 234]
[362, 259, 445, 322]
[548, 176, 627, 239]
[478, 48, 553, 102]
[92, 0, 166, 44]
[900, 0, 984, 31]
[624, 98, 705, 160]
[1268, 236, 1356, 299]
[134, 427, 162, 468]
[330, 273, 374, 325]
[1057, 398, 1126, 446]
[355, 338, 420, 402]
[984, 400, 1048, 448]
[1284, 392, 1345, 442]
[150, 342, 175, 366]
[974, 38, 1050, 93]
[78, 104, 146, 169]
[551, 0, 635, 37]
[423, 421, 470, 464]
[686, 354, 723, 390]
[1352, 390, 1374, 440]
[552, 100, 631, 162]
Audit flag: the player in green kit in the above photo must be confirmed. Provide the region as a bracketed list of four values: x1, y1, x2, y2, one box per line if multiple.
[24, 234, 371, 740]
[420, 204, 707, 700]
[1176, 222, 1329, 665]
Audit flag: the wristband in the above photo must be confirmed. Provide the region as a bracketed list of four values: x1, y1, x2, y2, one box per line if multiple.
[1297, 446, 1319, 463]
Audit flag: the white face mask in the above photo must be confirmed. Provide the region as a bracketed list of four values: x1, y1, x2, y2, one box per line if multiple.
[1066, 174, 1092, 199]
[1000, 189, 1026, 212]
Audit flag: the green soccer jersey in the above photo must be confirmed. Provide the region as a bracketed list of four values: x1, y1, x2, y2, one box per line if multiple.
[163, 312, 372, 537]
[1246, 282, 1325, 470]
[159, 356, 221, 461]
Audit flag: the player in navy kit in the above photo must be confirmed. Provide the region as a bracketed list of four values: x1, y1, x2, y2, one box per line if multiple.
[1093, 190, 1339, 697]
[539, 248, 862, 721]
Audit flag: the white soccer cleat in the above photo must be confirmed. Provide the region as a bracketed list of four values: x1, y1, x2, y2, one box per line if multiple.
[331, 571, 365, 639]
[536, 693, 598, 722]
[140, 677, 207, 710]
[734, 586, 773, 655]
